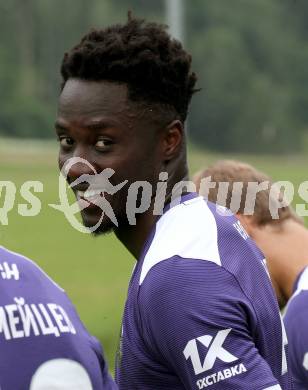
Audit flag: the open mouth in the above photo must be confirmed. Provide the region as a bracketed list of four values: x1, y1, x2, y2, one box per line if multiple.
[76, 189, 105, 208]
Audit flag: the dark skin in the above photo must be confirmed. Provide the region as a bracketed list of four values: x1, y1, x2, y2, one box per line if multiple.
[56, 78, 188, 258]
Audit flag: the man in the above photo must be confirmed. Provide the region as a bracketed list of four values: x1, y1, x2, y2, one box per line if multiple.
[194, 160, 308, 389]
[56, 15, 292, 389]
[0, 245, 116, 389]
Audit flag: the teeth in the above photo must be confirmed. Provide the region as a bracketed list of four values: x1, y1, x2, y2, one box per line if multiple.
[76, 189, 103, 200]
[84, 189, 102, 199]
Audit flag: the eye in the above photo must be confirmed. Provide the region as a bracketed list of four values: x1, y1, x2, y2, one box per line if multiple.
[59, 137, 74, 149]
[95, 138, 113, 151]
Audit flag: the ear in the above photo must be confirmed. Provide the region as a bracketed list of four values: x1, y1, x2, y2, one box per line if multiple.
[236, 214, 256, 237]
[162, 120, 184, 162]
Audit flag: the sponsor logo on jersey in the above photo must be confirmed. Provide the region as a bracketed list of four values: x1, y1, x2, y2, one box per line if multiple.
[196, 363, 247, 389]
[184, 329, 247, 388]
[183, 328, 238, 375]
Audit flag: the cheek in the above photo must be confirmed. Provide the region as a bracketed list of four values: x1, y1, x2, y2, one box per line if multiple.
[122, 158, 158, 185]
[94, 137, 162, 184]
[130, 140, 163, 177]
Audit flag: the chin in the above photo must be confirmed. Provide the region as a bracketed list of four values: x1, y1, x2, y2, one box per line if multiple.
[79, 197, 128, 235]
[81, 211, 116, 235]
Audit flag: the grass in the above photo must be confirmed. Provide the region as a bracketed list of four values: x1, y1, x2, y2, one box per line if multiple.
[0, 137, 307, 372]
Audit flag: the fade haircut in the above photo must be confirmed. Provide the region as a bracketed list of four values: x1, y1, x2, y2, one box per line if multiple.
[194, 160, 302, 226]
[60, 13, 198, 123]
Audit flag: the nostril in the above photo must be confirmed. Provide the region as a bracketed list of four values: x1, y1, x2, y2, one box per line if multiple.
[69, 176, 93, 192]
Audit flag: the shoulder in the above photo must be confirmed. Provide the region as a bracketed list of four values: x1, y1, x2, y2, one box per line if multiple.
[137, 196, 277, 328]
[284, 288, 308, 375]
[0, 245, 63, 291]
[140, 197, 220, 284]
[285, 267, 308, 324]
[284, 268, 308, 331]
[139, 196, 268, 290]
[285, 291, 308, 321]
[139, 256, 253, 329]
[283, 270, 308, 385]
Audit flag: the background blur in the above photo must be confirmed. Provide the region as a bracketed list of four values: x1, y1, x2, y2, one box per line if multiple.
[1, 0, 308, 373]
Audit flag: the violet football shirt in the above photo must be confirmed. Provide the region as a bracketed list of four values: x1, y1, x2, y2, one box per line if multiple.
[284, 266, 308, 389]
[0, 245, 116, 390]
[116, 195, 292, 390]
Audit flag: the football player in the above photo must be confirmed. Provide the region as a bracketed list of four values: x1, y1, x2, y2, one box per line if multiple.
[194, 159, 308, 389]
[0, 245, 116, 389]
[56, 15, 292, 389]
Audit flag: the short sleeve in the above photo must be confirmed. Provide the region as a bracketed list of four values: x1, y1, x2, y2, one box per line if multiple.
[140, 257, 282, 390]
[89, 336, 118, 390]
[284, 291, 308, 390]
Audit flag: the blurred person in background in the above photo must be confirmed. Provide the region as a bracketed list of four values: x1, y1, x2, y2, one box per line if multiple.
[194, 159, 308, 389]
[56, 14, 292, 389]
[0, 244, 116, 389]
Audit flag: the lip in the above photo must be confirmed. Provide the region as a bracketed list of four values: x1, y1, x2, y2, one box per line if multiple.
[76, 189, 105, 211]
[77, 189, 103, 199]
[69, 180, 89, 192]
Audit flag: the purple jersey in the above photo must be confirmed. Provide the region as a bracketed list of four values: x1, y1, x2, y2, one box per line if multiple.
[116, 194, 292, 390]
[0, 245, 116, 390]
[284, 266, 308, 389]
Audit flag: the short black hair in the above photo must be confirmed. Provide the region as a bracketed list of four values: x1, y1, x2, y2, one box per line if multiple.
[61, 14, 197, 122]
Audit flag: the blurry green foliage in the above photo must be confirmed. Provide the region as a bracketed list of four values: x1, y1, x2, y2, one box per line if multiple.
[188, 0, 308, 153]
[1, 0, 308, 153]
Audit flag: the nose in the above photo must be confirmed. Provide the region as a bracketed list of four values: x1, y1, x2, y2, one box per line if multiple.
[67, 160, 96, 184]
[60, 147, 97, 185]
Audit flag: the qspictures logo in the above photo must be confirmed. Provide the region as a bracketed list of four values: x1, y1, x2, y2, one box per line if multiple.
[2, 156, 308, 232]
[49, 157, 128, 233]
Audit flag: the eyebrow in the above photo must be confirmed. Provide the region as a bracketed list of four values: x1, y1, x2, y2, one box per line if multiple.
[54, 120, 113, 131]
[54, 122, 67, 131]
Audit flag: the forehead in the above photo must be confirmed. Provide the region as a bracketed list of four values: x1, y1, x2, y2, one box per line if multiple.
[58, 79, 130, 121]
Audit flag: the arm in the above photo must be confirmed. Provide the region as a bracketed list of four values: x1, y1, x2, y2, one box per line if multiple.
[284, 291, 308, 390]
[141, 257, 283, 390]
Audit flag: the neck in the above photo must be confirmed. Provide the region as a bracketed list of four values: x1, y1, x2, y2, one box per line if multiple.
[114, 207, 158, 259]
[115, 162, 189, 259]
[254, 219, 308, 302]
